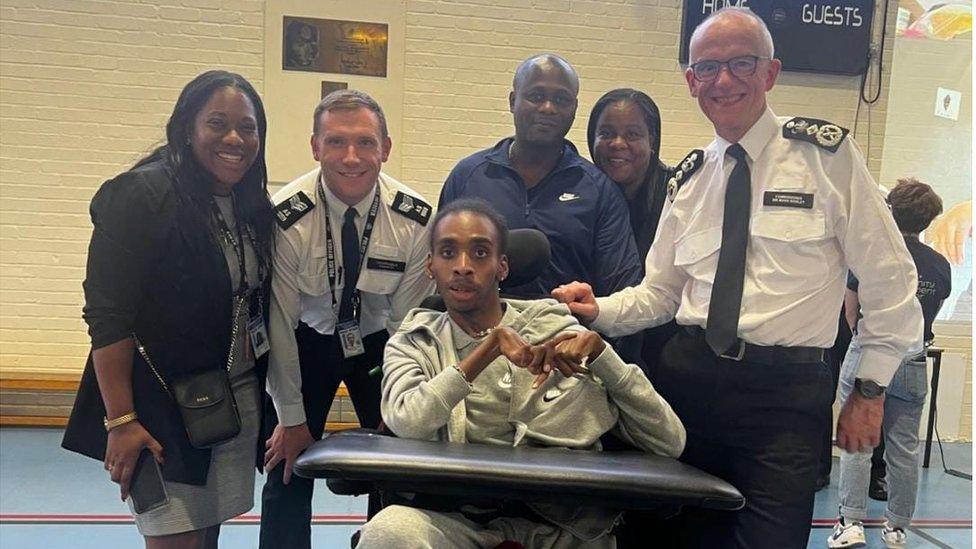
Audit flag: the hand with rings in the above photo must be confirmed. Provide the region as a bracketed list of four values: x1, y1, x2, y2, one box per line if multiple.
[104, 421, 164, 501]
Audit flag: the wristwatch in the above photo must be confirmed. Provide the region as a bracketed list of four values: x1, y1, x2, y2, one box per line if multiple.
[854, 378, 885, 399]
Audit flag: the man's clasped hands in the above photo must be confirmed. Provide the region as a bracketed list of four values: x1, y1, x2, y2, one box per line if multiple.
[483, 327, 606, 389]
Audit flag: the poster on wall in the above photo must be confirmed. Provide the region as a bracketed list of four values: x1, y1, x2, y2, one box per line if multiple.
[934, 87, 962, 120]
[283, 16, 388, 77]
[897, 0, 971, 40]
[889, 0, 973, 323]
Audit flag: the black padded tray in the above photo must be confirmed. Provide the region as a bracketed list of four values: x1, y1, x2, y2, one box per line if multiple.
[294, 430, 743, 511]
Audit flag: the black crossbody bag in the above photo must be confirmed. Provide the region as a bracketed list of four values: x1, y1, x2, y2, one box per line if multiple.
[134, 296, 244, 448]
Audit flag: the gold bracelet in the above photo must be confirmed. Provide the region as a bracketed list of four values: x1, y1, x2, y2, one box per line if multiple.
[452, 364, 472, 386]
[103, 411, 138, 432]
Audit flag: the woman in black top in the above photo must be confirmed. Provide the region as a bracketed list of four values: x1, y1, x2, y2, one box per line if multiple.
[587, 89, 678, 376]
[62, 70, 274, 547]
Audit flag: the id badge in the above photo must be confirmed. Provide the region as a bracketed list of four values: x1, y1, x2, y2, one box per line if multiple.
[337, 320, 365, 358]
[247, 312, 270, 359]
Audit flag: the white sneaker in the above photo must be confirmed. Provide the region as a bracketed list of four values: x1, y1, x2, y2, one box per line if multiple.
[881, 522, 907, 548]
[827, 517, 866, 548]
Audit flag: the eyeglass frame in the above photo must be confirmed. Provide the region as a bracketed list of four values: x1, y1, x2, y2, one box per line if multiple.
[689, 55, 770, 82]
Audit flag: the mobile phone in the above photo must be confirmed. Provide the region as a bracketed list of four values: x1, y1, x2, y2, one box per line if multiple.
[130, 449, 168, 514]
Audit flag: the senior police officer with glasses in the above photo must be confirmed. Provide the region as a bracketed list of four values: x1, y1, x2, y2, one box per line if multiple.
[553, 7, 921, 547]
[259, 89, 435, 549]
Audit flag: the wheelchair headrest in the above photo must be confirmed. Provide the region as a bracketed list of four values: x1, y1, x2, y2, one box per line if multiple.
[501, 228, 550, 290]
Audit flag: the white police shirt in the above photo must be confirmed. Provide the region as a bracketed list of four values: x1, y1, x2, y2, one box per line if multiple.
[592, 107, 922, 386]
[267, 169, 435, 426]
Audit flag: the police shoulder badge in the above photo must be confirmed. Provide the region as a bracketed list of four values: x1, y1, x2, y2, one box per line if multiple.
[391, 191, 432, 226]
[783, 117, 849, 153]
[274, 191, 315, 230]
[668, 149, 704, 202]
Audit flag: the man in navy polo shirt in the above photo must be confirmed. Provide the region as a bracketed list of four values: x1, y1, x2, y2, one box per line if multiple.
[439, 53, 641, 300]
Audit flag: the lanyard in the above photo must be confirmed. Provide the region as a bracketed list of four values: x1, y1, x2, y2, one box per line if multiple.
[318, 182, 381, 321]
[210, 195, 256, 297]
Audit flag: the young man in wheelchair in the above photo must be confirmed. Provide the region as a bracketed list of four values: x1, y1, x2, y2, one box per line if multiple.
[356, 198, 686, 548]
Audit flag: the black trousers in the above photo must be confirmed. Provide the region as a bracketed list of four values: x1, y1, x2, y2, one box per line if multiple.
[641, 320, 682, 383]
[259, 323, 387, 549]
[656, 329, 833, 548]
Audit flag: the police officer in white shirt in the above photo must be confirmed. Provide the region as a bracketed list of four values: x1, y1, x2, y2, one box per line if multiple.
[553, 8, 921, 547]
[259, 90, 435, 549]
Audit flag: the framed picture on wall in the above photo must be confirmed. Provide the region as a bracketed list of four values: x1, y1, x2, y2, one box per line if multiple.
[283, 16, 388, 77]
[321, 81, 348, 99]
[283, 18, 320, 69]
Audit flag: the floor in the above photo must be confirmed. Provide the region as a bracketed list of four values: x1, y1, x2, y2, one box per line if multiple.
[807, 440, 972, 549]
[0, 428, 970, 548]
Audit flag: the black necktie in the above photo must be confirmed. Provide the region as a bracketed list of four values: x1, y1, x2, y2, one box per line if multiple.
[338, 207, 360, 322]
[706, 144, 751, 356]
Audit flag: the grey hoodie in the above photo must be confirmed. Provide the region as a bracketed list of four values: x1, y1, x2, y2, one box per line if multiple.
[381, 298, 686, 541]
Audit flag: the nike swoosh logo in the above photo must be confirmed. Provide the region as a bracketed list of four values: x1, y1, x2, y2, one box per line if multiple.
[558, 193, 579, 202]
[542, 388, 562, 402]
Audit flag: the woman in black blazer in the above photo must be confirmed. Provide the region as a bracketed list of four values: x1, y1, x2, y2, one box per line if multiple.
[62, 70, 274, 548]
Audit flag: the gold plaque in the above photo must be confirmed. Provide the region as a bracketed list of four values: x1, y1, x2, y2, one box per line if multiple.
[321, 81, 348, 99]
[283, 16, 388, 77]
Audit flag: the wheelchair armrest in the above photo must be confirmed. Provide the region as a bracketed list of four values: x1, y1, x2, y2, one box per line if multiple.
[294, 430, 743, 511]
[325, 478, 373, 496]
[315, 428, 390, 496]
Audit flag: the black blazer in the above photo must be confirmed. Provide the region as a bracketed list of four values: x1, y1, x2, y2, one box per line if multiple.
[62, 160, 270, 485]
[629, 162, 673, 265]
[627, 163, 682, 374]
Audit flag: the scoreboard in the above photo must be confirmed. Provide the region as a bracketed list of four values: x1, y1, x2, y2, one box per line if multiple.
[679, 1, 877, 75]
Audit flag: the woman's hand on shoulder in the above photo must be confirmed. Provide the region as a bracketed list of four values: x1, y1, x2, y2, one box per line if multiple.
[104, 421, 164, 501]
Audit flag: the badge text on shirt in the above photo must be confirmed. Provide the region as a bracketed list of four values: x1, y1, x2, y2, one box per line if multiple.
[366, 257, 406, 272]
[763, 191, 814, 209]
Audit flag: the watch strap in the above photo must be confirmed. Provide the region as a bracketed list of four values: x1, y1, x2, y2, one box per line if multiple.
[854, 378, 885, 399]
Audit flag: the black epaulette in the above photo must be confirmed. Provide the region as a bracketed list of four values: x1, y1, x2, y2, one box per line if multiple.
[783, 117, 849, 153]
[274, 191, 315, 230]
[391, 191, 432, 226]
[667, 149, 704, 202]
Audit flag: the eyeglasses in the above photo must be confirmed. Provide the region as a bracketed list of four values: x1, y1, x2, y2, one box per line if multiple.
[690, 55, 767, 82]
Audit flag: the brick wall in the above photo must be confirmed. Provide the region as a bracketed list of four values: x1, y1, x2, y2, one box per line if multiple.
[0, 0, 264, 372]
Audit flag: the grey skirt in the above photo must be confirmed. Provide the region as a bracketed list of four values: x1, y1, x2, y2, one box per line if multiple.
[130, 371, 260, 536]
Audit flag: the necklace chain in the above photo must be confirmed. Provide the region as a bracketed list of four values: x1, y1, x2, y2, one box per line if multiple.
[471, 326, 495, 339]
[463, 307, 504, 339]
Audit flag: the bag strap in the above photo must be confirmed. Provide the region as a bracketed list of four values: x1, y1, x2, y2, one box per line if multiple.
[134, 295, 246, 395]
